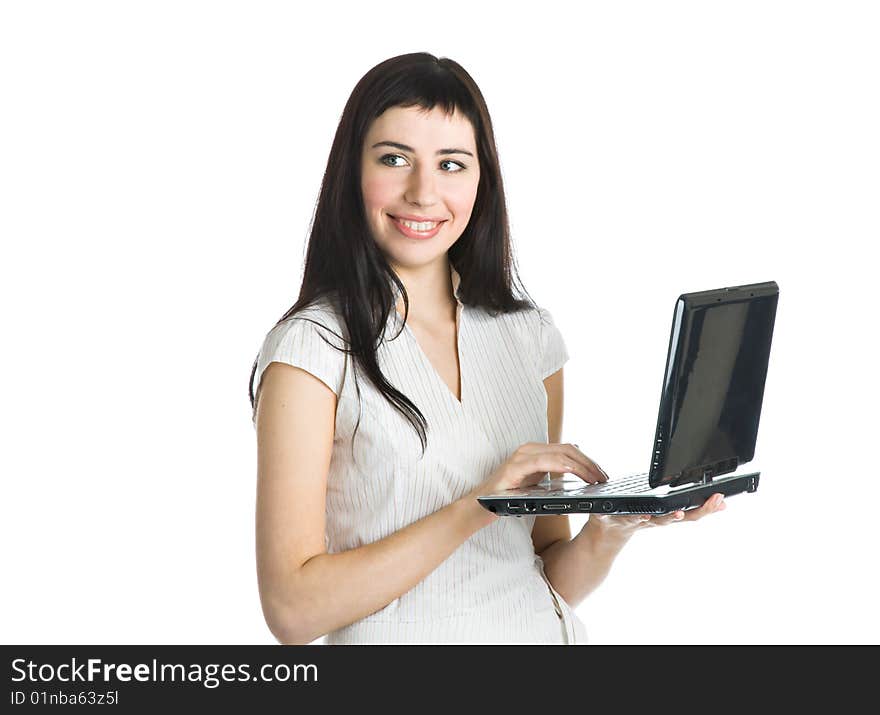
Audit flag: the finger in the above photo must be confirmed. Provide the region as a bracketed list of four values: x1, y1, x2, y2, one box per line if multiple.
[569, 443, 609, 482]
[522, 454, 589, 484]
[522, 471, 550, 487]
[626, 514, 663, 530]
[649, 510, 687, 526]
[560, 443, 607, 483]
[521, 443, 605, 484]
[529, 448, 600, 484]
[595, 514, 646, 529]
[683, 494, 726, 521]
[618, 515, 646, 527]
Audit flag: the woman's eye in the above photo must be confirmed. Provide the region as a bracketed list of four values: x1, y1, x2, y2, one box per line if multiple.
[379, 154, 466, 172]
[380, 154, 407, 167]
[440, 159, 466, 172]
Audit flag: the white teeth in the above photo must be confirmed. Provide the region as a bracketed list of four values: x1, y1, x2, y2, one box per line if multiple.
[397, 218, 439, 231]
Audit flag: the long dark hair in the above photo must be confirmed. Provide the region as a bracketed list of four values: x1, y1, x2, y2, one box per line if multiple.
[248, 52, 538, 458]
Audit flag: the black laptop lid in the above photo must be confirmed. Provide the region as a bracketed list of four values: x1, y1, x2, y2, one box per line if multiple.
[648, 281, 779, 489]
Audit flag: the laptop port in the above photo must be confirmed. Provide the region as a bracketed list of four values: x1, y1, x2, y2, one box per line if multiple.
[524, 502, 538, 513]
[542, 503, 570, 511]
[507, 501, 525, 513]
[577, 501, 593, 510]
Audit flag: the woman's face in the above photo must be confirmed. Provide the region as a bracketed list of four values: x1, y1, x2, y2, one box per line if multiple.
[361, 105, 480, 272]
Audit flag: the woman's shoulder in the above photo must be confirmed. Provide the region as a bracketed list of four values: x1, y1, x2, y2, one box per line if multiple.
[267, 295, 347, 343]
[471, 301, 546, 332]
[471, 301, 567, 378]
[253, 297, 350, 416]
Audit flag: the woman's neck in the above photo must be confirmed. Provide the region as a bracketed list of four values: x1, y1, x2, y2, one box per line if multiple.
[393, 259, 458, 326]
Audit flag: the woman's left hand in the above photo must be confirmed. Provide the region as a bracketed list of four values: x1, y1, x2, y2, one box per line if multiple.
[586, 492, 727, 540]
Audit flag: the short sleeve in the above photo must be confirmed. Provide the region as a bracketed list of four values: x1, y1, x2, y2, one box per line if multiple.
[253, 313, 348, 410]
[537, 306, 569, 380]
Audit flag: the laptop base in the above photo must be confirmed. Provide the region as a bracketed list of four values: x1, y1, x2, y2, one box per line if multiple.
[477, 472, 760, 516]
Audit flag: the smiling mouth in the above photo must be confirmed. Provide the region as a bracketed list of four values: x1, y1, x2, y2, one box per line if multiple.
[388, 215, 448, 237]
[389, 215, 447, 230]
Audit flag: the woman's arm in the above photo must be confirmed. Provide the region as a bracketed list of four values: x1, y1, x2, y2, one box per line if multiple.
[530, 368, 572, 555]
[531, 367, 633, 607]
[533, 368, 725, 609]
[255, 361, 495, 645]
[539, 519, 634, 608]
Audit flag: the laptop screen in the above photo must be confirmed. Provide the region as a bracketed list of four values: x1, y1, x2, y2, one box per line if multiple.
[650, 282, 779, 488]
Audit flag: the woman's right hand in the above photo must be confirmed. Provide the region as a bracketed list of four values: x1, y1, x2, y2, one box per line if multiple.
[468, 442, 609, 500]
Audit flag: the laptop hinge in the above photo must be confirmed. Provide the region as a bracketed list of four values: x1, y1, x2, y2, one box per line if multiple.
[668, 469, 714, 490]
[667, 458, 739, 489]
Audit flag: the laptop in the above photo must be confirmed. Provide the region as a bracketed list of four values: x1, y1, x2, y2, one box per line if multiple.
[478, 280, 779, 516]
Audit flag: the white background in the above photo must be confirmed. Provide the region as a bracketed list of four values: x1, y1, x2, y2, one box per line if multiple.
[2, 1, 877, 645]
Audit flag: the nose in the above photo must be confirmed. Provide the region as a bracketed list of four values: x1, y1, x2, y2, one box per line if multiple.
[404, 163, 439, 208]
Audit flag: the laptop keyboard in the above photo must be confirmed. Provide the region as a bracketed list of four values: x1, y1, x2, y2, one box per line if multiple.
[543, 472, 652, 496]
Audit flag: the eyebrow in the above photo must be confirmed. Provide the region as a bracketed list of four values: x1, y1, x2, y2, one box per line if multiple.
[371, 140, 474, 157]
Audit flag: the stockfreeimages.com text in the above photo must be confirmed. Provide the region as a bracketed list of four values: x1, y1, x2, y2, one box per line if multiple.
[10, 658, 317, 689]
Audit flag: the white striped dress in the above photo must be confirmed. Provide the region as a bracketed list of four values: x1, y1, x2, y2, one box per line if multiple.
[252, 264, 589, 644]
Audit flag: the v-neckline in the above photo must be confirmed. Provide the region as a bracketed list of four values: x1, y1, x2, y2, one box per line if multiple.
[399, 304, 464, 408]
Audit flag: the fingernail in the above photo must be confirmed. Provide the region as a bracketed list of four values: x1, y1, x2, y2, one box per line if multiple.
[675, 512, 684, 519]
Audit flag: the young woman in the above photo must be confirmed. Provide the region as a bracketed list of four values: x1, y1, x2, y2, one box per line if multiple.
[249, 53, 725, 645]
